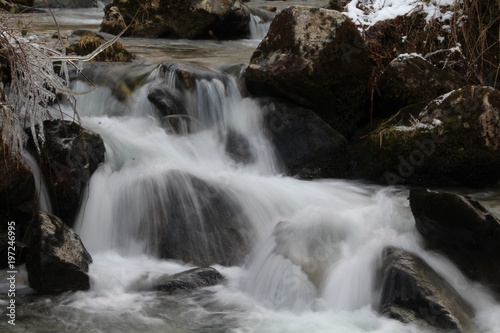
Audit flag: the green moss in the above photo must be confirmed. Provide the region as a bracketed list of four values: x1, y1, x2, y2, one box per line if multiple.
[66, 35, 133, 62]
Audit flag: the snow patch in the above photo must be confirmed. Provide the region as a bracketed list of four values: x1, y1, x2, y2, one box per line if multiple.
[344, 0, 459, 29]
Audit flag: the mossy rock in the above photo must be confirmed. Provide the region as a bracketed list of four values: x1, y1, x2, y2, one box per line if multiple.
[351, 86, 500, 187]
[66, 34, 133, 62]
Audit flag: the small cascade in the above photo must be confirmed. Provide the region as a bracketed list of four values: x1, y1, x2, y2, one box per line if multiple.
[22, 150, 52, 213]
[72, 61, 279, 260]
[44, 61, 500, 333]
[249, 14, 272, 40]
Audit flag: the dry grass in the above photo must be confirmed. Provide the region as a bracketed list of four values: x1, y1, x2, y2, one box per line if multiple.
[365, 0, 499, 86]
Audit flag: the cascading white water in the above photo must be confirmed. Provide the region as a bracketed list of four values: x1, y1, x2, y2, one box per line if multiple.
[249, 14, 272, 40]
[22, 150, 52, 213]
[5, 60, 499, 333]
[2, 4, 499, 333]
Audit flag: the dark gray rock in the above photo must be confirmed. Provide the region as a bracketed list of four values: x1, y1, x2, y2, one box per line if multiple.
[29, 120, 105, 227]
[378, 247, 477, 332]
[375, 55, 466, 118]
[26, 211, 92, 293]
[133, 267, 224, 293]
[260, 99, 350, 179]
[101, 0, 255, 39]
[34, 0, 97, 8]
[410, 188, 500, 295]
[244, 6, 370, 136]
[0, 144, 36, 268]
[224, 129, 255, 164]
[127, 170, 251, 266]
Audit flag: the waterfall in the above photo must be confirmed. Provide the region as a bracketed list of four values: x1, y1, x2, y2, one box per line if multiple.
[249, 14, 272, 40]
[22, 150, 52, 213]
[32, 61, 500, 332]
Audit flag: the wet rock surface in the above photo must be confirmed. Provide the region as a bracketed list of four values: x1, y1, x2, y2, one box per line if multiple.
[410, 188, 500, 295]
[378, 247, 477, 332]
[26, 211, 92, 293]
[133, 267, 224, 293]
[29, 120, 105, 227]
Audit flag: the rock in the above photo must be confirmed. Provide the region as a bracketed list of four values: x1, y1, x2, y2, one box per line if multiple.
[0, 142, 36, 268]
[100, 0, 254, 39]
[132, 267, 224, 293]
[420, 86, 500, 150]
[260, 98, 350, 179]
[378, 247, 477, 332]
[66, 34, 133, 62]
[350, 85, 500, 187]
[148, 85, 190, 133]
[101, 0, 172, 38]
[71, 62, 154, 102]
[129, 170, 251, 266]
[375, 55, 466, 118]
[162, 0, 252, 39]
[409, 188, 500, 295]
[26, 211, 92, 293]
[13, 0, 33, 6]
[29, 120, 105, 227]
[34, 0, 96, 8]
[326, 0, 348, 11]
[224, 129, 255, 164]
[244, 6, 370, 136]
[100, 6, 127, 36]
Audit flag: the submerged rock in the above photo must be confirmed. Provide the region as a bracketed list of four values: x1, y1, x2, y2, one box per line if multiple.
[260, 99, 350, 179]
[26, 211, 92, 293]
[375, 55, 466, 118]
[224, 128, 256, 165]
[129, 170, 251, 266]
[148, 85, 189, 133]
[378, 247, 476, 332]
[29, 120, 105, 227]
[244, 6, 370, 136]
[132, 267, 224, 293]
[72, 62, 154, 102]
[410, 188, 500, 295]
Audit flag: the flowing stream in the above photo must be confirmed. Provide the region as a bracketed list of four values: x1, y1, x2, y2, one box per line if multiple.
[2, 1, 500, 332]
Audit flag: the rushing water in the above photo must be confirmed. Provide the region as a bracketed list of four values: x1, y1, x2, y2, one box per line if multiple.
[2, 2, 500, 333]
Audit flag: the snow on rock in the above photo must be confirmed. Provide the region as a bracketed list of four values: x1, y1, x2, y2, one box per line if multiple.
[345, 0, 457, 29]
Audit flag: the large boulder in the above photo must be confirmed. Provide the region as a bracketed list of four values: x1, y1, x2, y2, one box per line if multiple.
[26, 211, 92, 293]
[132, 267, 224, 293]
[100, 0, 254, 39]
[30, 120, 105, 227]
[350, 85, 500, 187]
[163, 0, 252, 39]
[375, 55, 466, 118]
[244, 6, 370, 136]
[260, 98, 350, 179]
[409, 189, 500, 295]
[378, 247, 476, 332]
